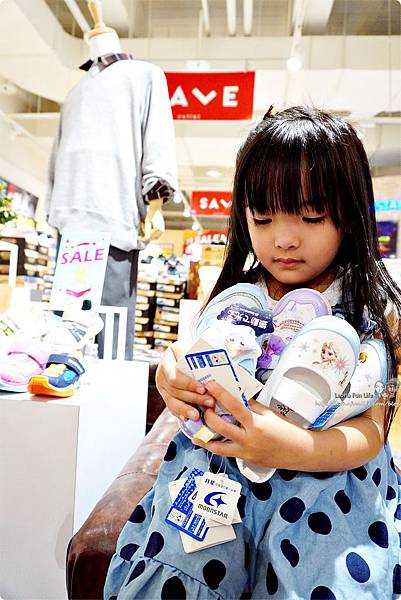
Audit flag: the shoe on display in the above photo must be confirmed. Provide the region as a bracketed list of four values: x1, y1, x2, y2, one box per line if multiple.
[43, 300, 104, 352]
[0, 337, 50, 392]
[28, 351, 85, 398]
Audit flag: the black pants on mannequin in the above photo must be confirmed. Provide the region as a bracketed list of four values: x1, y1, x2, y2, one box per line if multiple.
[97, 245, 139, 360]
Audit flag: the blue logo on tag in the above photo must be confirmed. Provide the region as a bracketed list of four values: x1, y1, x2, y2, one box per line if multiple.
[204, 491, 227, 507]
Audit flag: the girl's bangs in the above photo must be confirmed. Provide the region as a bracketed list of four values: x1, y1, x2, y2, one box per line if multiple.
[242, 134, 343, 227]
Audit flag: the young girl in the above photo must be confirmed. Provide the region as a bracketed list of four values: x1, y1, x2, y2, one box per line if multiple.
[105, 106, 401, 599]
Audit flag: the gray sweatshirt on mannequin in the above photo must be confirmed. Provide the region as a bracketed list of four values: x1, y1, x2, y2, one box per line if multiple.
[45, 59, 177, 251]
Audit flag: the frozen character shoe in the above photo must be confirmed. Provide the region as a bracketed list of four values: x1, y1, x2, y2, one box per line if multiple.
[267, 288, 332, 369]
[43, 300, 104, 352]
[259, 315, 360, 421]
[255, 334, 287, 384]
[255, 289, 332, 385]
[237, 316, 360, 482]
[28, 351, 85, 398]
[202, 321, 262, 375]
[194, 283, 273, 346]
[309, 338, 388, 430]
[0, 337, 50, 392]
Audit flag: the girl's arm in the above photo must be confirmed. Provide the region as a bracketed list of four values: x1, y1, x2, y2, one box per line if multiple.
[291, 400, 385, 472]
[196, 381, 386, 472]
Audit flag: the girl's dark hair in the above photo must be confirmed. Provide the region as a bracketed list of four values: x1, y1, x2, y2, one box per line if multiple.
[208, 105, 401, 440]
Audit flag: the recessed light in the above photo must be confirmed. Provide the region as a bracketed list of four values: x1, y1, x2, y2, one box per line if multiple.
[206, 169, 221, 177]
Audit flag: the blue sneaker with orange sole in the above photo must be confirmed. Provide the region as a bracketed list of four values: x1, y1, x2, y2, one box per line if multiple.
[28, 351, 85, 397]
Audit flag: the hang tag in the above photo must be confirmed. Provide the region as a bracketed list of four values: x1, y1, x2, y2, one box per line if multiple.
[205, 507, 242, 528]
[217, 303, 274, 336]
[203, 472, 242, 527]
[168, 477, 236, 552]
[194, 472, 242, 525]
[165, 467, 208, 542]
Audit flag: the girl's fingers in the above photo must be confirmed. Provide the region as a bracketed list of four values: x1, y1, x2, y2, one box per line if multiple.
[203, 408, 245, 443]
[157, 348, 207, 394]
[248, 398, 270, 416]
[205, 381, 252, 425]
[193, 438, 242, 458]
[169, 371, 208, 395]
[157, 370, 207, 401]
[163, 394, 200, 421]
[167, 387, 215, 408]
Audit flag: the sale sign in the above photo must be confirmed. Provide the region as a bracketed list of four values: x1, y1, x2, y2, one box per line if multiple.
[165, 72, 255, 120]
[183, 230, 227, 255]
[51, 232, 110, 307]
[191, 191, 232, 216]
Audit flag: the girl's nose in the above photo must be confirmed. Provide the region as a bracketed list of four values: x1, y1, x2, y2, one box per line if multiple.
[274, 232, 300, 250]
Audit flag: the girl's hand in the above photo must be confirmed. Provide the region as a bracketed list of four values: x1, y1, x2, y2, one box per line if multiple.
[195, 380, 312, 470]
[155, 342, 216, 421]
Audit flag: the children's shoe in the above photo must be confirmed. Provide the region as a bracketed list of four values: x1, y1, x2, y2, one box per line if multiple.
[258, 315, 360, 422]
[237, 316, 360, 482]
[0, 338, 49, 392]
[309, 338, 388, 430]
[28, 351, 85, 397]
[179, 411, 237, 443]
[268, 288, 332, 366]
[43, 300, 104, 352]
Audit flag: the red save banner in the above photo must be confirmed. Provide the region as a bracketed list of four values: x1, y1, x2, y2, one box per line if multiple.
[165, 72, 255, 120]
[191, 191, 232, 216]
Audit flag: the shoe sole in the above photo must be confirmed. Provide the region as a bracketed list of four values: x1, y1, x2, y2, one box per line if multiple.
[0, 381, 28, 392]
[28, 376, 76, 397]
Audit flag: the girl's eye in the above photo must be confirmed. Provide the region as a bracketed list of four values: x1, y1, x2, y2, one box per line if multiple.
[302, 216, 326, 224]
[253, 217, 272, 225]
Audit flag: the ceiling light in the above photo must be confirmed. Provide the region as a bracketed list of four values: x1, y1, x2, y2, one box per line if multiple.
[287, 55, 303, 72]
[183, 208, 191, 218]
[173, 194, 182, 204]
[192, 222, 201, 231]
[206, 169, 221, 177]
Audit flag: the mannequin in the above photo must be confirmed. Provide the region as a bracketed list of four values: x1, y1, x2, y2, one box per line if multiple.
[85, 0, 121, 58]
[45, 0, 177, 359]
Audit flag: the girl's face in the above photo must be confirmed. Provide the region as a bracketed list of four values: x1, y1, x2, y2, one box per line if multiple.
[246, 209, 344, 297]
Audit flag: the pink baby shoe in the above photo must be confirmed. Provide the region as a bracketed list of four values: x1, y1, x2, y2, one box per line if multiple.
[0, 337, 50, 392]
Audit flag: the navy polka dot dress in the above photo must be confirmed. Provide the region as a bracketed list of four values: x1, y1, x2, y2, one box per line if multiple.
[104, 433, 401, 599]
[104, 281, 401, 599]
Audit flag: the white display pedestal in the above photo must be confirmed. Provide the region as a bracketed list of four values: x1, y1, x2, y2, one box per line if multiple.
[0, 359, 148, 600]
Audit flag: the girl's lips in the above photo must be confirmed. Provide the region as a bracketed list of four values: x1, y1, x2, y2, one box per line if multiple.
[275, 259, 304, 268]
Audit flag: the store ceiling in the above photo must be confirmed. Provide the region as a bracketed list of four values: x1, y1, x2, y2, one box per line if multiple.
[43, 0, 401, 38]
[0, 0, 400, 232]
